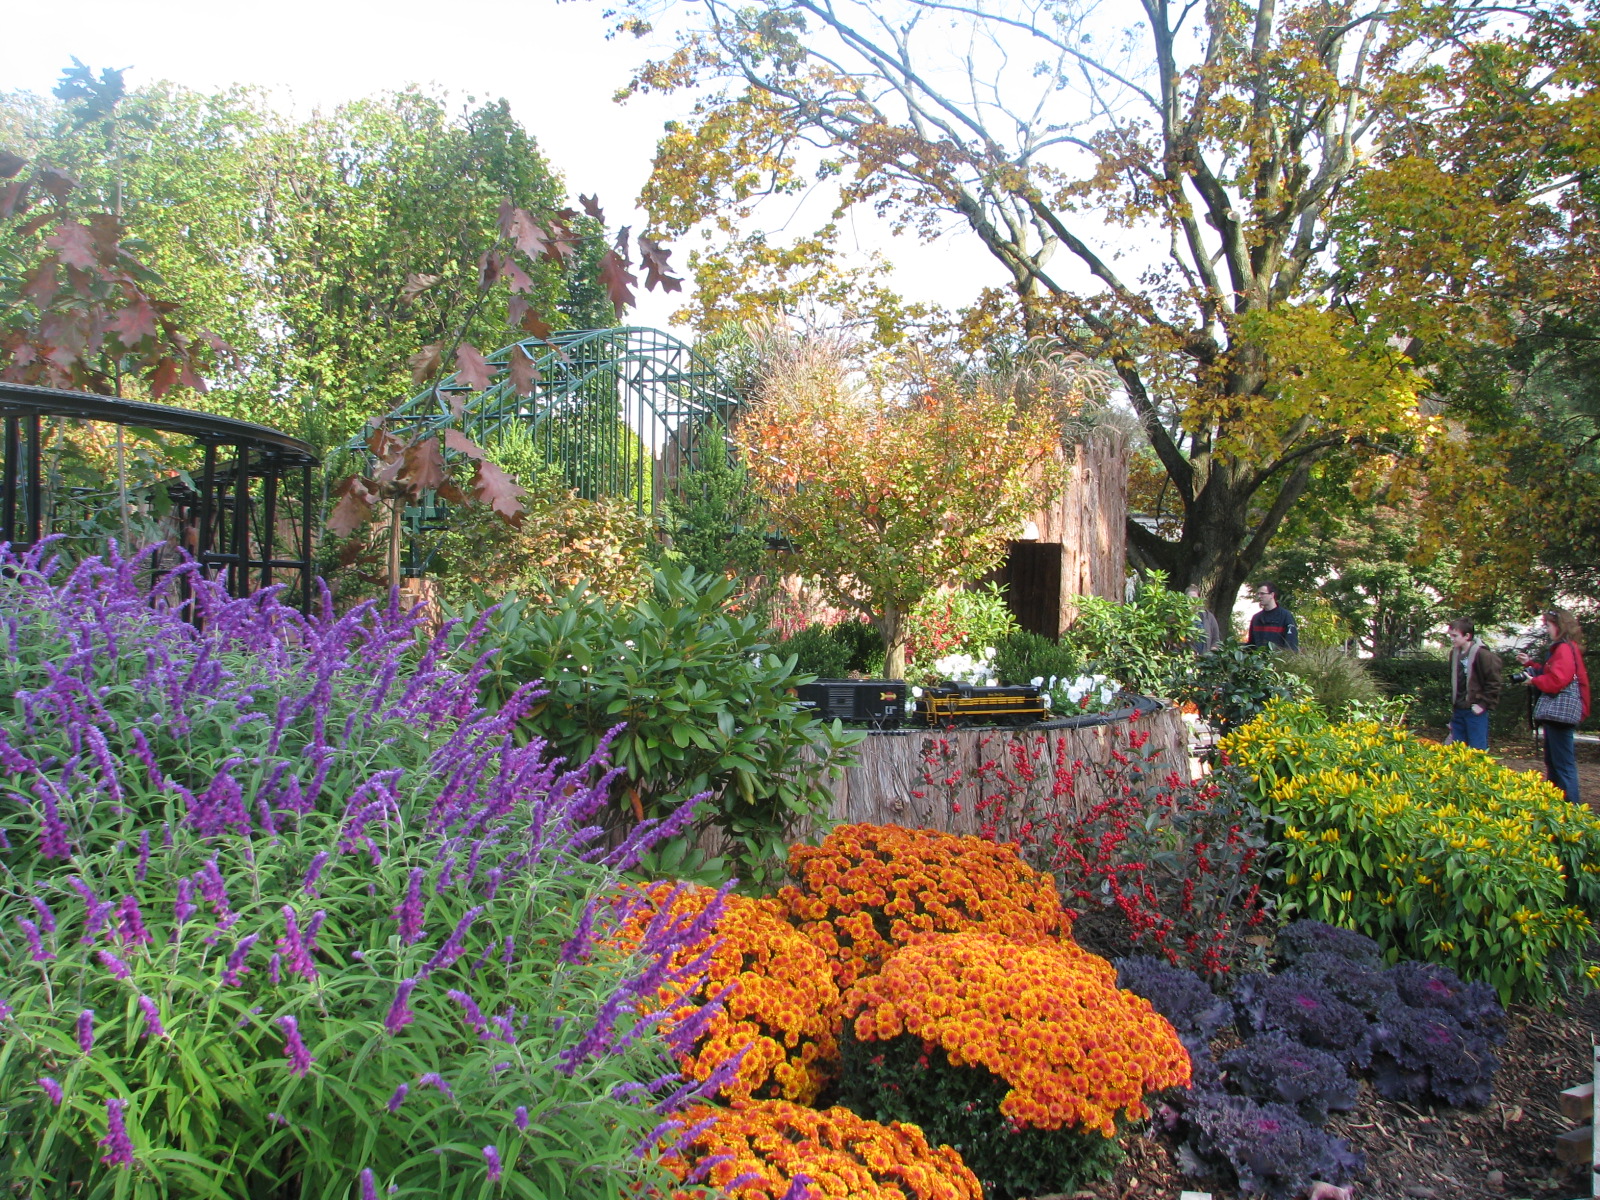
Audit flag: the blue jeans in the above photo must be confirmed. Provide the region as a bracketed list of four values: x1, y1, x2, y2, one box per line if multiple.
[1449, 707, 1490, 751]
[1542, 722, 1582, 806]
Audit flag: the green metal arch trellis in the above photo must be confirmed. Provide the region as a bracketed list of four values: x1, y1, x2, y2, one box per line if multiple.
[356, 326, 741, 573]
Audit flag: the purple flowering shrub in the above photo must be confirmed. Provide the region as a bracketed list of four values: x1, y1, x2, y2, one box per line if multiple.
[1231, 973, 1372, 1068]
[1274, 920, 1383, 969]
[1218, 1032, 1358, 1124]
[0, 546, 717, 1198]
[1182, 1094, 1364, 1199]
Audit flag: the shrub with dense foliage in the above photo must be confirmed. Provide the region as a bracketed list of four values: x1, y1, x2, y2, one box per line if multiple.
[839, 932, 1189, 1199]
[604, 883, 841, 1105]
[779, 823, 1069, 989]
[1176, 640, 1304, 734]
[902, 584, 1019, 685]
[663, 1099, 983, 1200]
[1066, 572, 1199, 695]
[1223, 699, 1600, 1000]
[452, 566, 863, 887]
[0, 547, 713, 1198]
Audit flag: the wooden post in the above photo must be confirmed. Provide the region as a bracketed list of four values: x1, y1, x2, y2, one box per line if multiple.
[1591, 1037, 1598, 1200]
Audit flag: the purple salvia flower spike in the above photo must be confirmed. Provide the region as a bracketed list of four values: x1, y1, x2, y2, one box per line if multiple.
[421, 905, 484, 978]
[418, 1072, 453, 1099]
[98, 1098, 135, 1167]
[277, 1015, 314, 1076]
[386, 1083, 409, 1113]
[38, 1076, 63, 1106]
[222, 933, 260, 987]
[302, 851, 330, 897]
[173, 878, 196, 929]
[360, 1169, 379, 1200]
[137, 995, 164, 1038]
[97, 949, 131, 980]
[30, 894, 55, 933]
[135, 829, 151, 881]
[385, 978, 417, 1036]
[116, 895, 151, 946]
[514, 1105, 529, 1131]
[77, 1009, 94, 1054]
[19, 918, 51, 962]
[394, 867, 426, 944]
[483, 1145, 503, 1183]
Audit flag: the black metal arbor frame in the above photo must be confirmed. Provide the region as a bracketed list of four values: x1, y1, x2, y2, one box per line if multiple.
[0, 382, 321, 608]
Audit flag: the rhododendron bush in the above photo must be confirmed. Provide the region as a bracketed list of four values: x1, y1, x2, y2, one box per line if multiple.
[0, 546, 715, 1198]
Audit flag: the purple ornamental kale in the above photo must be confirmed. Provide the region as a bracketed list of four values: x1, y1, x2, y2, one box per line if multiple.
[1184, 1093, 1364, 1199]
[1369, 1001, 1497, 1108]
[1115, 955, 1233, 1043]
[1219, 1031, 1358, 1124]
[1386, 961, 1506, 1043]
[1232, 974, 1373, 1068]
[1284, 952, 1398, 1018]
[1274, 920, 1383, 969]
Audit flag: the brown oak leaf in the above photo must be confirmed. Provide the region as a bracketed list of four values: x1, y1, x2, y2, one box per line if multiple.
[327, 477, 379, 537]
[578, 193, 606, 223]
[444, 429, 488, 460]
[400, 272, 442, 303]
[600, 247, 637, 317]
[46, 222, 98, 271]
[509, 344, 541, 397]
[0, 152, 24, 180]
[107, 300, 159, 346]
[638, 236, 684, 293]
[408, 343, 442, 386]
[454, 342, 497, 391]
[402, 436, 450, 494]
[471, 458, 527, 523]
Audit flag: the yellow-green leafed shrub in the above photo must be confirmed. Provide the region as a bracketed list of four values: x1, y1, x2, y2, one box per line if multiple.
[1222, 699, 1600, 1002]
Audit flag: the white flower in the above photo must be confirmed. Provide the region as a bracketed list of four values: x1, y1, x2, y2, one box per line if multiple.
[1030, 676, 1044, 688]
[911, 686, 924, 698]
[1040, 692, 1052, 709]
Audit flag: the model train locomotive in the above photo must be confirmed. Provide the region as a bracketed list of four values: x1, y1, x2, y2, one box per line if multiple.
[795, 679, 1050, 728]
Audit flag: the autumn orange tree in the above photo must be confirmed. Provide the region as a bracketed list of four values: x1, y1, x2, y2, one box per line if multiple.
[742, 332, 1063, 676]
[613, 0, 1551, 614]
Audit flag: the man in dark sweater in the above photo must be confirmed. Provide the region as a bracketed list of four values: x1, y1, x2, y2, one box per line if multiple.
[1246, 582, 1299, 651]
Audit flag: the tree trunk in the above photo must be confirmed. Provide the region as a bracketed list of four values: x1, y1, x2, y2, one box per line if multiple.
[878, 602, 909, 680]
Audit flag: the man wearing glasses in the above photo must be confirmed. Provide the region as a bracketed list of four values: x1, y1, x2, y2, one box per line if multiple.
[1246, 582, 1299, 651]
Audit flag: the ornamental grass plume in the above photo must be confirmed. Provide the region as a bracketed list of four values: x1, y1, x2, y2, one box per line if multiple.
[780, 823, 1068, 988]
[842, 932, 1189, 1137]
[0, 544, 726, 1198]
[662, 1099, 982, 1200]
[605, 883, 842, 1104]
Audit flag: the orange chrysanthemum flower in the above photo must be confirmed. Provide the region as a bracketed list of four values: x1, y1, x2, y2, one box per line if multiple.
[663, 1099, 982, 1200]
[843, 933, 1189, 1137]
[780, 824, 1069, 988]
[609, 884, 841, 1104]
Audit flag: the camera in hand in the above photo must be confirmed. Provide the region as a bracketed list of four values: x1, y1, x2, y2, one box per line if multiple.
[1508, 669, 1530, 685]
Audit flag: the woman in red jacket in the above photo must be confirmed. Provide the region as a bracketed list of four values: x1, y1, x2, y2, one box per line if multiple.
[1518, 607, 1591, 805]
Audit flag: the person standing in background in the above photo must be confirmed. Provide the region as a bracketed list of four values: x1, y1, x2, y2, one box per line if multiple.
[1246, 582, 1299, 651]
[1519, 607, 1591, 805]
[1443, 618, 1501, 751]
[1186, 584, 1223, 652]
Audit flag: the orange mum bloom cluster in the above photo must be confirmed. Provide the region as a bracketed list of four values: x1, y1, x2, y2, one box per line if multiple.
[844, 932, 1190, 1136]
[664, 1099, 982, 1200]
[609, 884, 841, 1104]
[780, 823, 1068, 988]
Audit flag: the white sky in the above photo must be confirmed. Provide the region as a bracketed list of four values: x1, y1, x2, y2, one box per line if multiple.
[0, 0, 1009, 337]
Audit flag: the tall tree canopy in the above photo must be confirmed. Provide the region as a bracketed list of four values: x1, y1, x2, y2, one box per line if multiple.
[622, 0, 1579, 614]
[0, 78, 624, 451]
